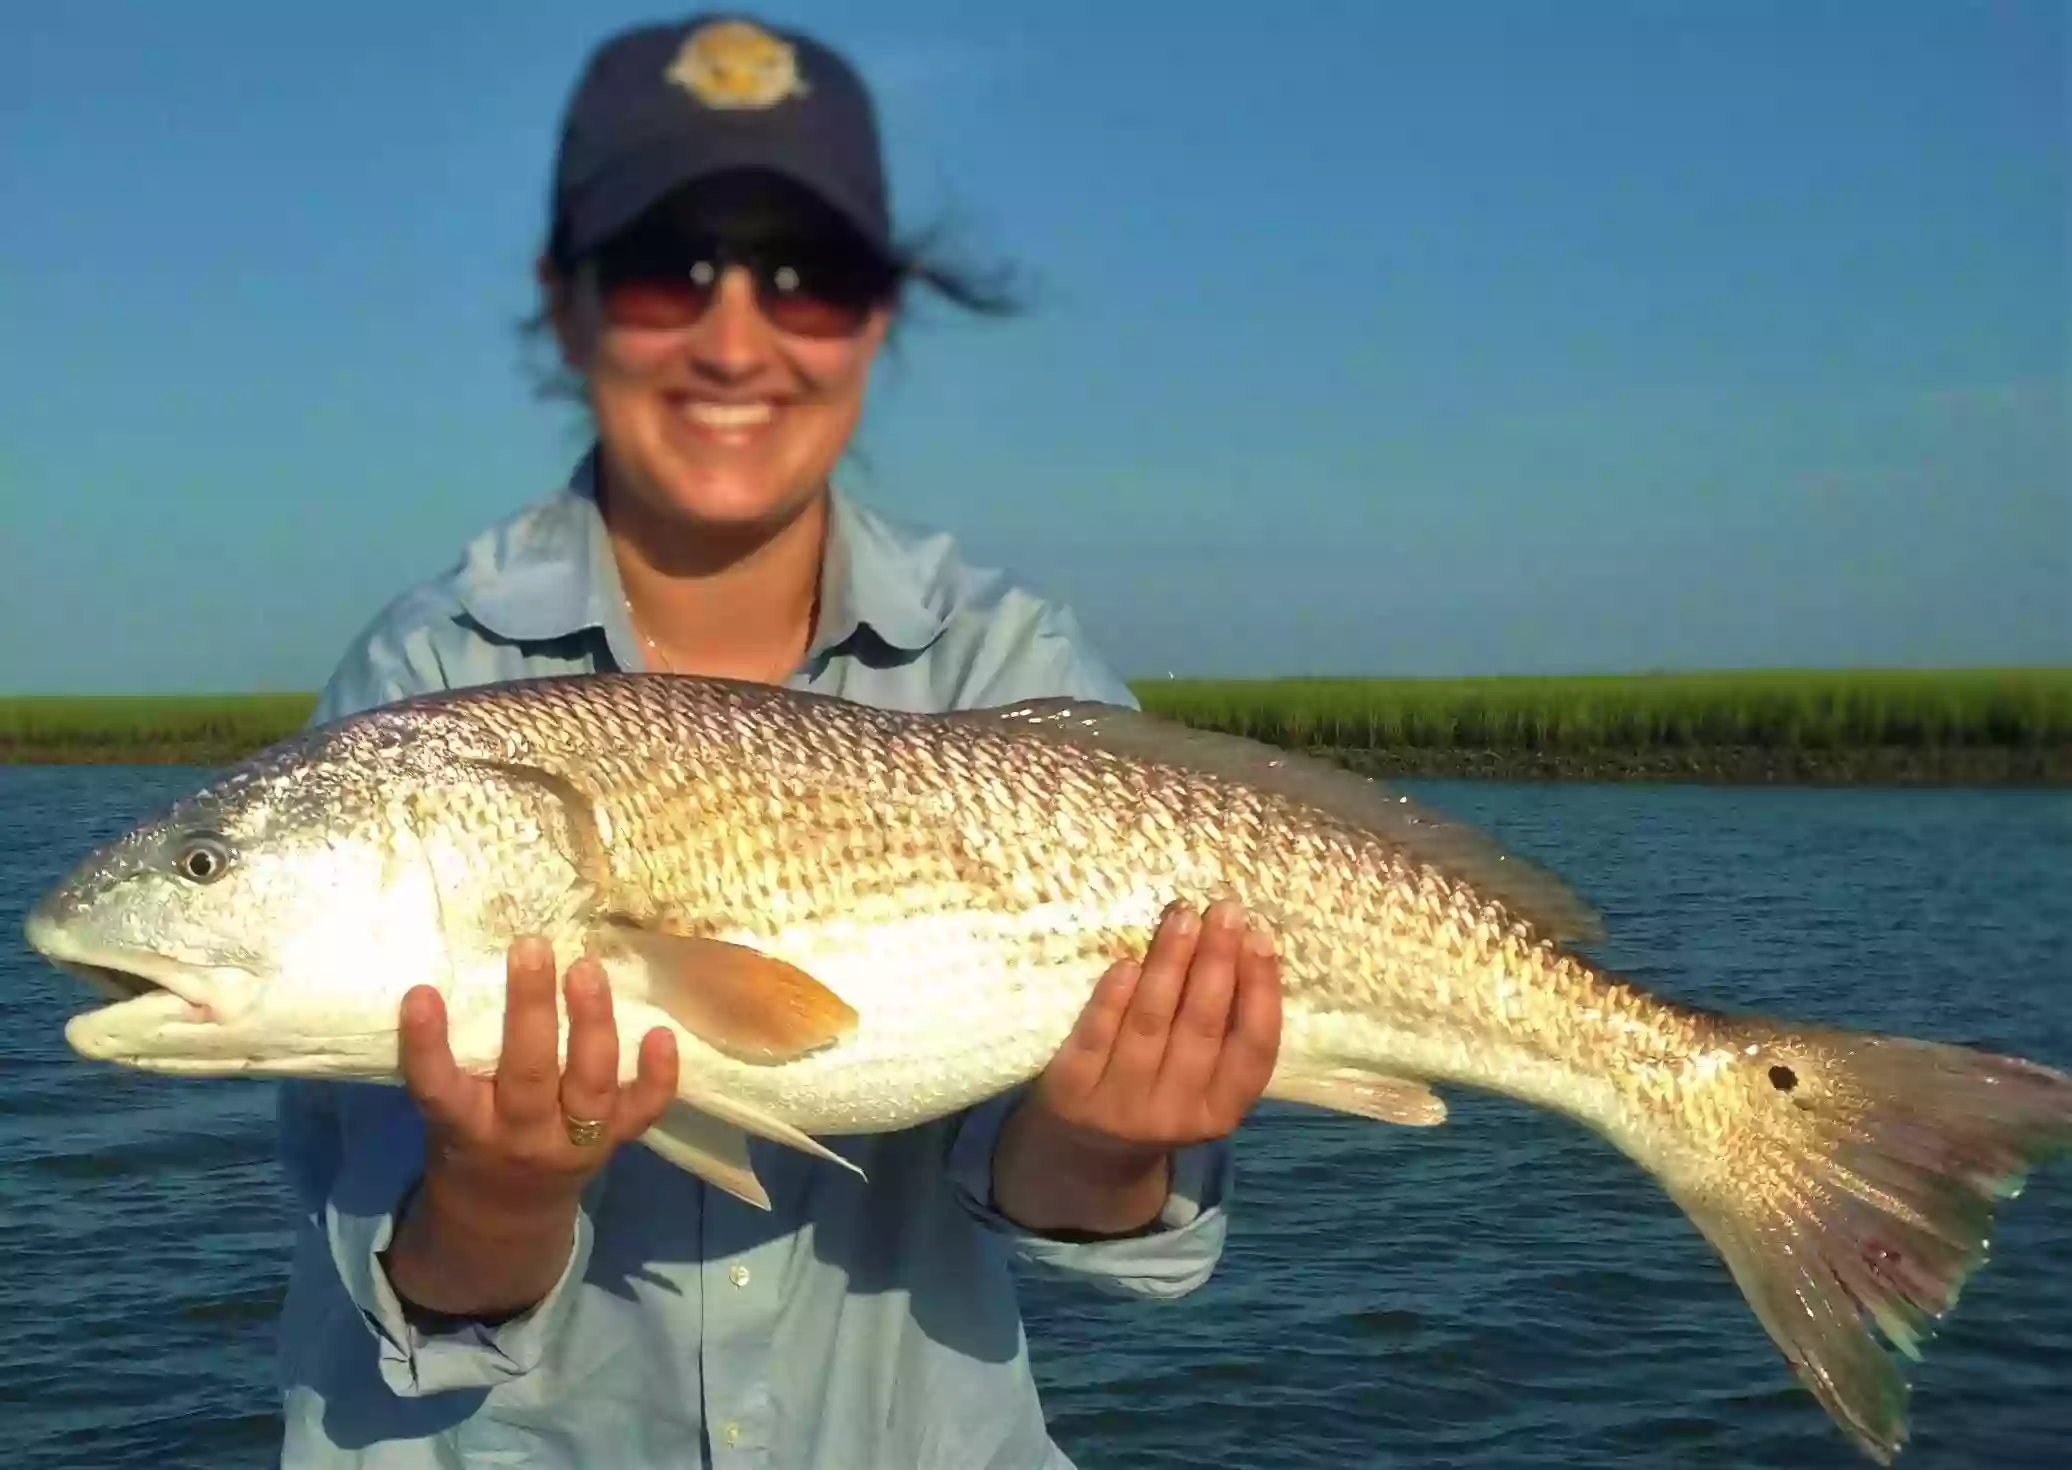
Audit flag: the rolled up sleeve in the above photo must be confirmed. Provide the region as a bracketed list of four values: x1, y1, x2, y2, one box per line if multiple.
[280, 1081, 595, 1397]
[944, 1088, 1233, 1298]
[358, 1233, 591, 1397]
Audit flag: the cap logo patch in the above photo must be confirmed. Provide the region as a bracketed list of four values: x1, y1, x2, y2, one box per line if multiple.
[666, 19, 809, 109]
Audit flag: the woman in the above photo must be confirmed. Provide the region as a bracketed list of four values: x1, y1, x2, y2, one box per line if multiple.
[275, 15, 1281, 1470]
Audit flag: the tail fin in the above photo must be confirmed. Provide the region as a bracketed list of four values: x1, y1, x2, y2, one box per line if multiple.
[1665, 1030, 2072, 1465]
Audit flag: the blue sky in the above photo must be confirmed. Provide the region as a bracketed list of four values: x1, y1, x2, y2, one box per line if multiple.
[2, 0, 2064, 692]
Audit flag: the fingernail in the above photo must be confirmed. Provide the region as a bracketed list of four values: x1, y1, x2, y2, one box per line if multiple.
[1167, 903, 1200, 936]
[512, 935, 552, 967]
[1244, 923, 1276, 957]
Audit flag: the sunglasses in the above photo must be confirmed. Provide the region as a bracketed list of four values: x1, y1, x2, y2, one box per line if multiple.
[591, 235, 897, 340]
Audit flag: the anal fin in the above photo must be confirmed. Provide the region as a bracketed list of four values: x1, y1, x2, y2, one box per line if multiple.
[681, 1086, 867, 1184]
[640, 1103, 770, 1209]
[641, 1096, 869, 1209]
[1267, 1064, 1448, 1126]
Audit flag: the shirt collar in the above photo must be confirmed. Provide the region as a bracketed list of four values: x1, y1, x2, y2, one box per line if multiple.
[453, 448, 950, 668]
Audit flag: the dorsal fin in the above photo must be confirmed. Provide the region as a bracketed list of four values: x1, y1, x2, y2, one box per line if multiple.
[950, 698, 1605, 947]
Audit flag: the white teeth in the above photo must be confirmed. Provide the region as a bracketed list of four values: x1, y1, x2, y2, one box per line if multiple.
[685, 401, 774, 428]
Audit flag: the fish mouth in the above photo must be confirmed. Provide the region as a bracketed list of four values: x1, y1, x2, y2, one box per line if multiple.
[60, 962, 217, 1022]
[23, 908, 223, 1025]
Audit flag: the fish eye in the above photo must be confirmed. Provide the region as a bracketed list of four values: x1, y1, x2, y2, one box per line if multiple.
[173, 833, 235, 885]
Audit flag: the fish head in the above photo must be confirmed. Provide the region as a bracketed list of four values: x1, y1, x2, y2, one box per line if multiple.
[22, 722, 465, 1077]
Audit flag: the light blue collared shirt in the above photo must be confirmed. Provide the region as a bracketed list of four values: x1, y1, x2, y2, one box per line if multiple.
[274, 455, 1235, 1470]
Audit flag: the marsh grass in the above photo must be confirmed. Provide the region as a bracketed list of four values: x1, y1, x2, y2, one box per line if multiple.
[1133, 669, 2072, 755]
[0, 694, 319, 764]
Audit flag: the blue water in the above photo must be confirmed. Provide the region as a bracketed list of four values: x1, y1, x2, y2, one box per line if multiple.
[2, 766, 2068, 1469]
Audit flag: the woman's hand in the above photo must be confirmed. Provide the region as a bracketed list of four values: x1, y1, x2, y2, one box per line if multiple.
[382, 937, 679, 1320]
[992, 899, 1283, 1237]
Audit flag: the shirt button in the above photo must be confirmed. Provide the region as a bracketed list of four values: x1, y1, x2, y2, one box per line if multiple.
[728, 1263, 751, 1288]
[722, 1422, 742, 1446]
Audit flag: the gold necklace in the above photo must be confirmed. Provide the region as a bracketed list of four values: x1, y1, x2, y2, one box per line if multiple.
[627, 599, 675, 674]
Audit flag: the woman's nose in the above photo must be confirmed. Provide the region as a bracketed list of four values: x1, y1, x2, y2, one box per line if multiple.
[687, 265, 776, 378]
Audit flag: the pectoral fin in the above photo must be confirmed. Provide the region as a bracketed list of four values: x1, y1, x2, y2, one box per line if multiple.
[591, 923, 859, 1064]
[1266, 1065, 1448, 1126]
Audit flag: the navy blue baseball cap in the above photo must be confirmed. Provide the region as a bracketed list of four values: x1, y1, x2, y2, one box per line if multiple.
[550, 14, 892, 264]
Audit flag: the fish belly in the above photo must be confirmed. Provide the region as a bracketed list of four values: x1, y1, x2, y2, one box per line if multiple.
[650, 910, 1131, 1135]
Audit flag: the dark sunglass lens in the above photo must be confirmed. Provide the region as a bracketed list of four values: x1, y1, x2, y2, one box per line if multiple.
[586, 216, 894, 336]
[601, 277, 715, 328]
[759, 292, 870, 337]
[594, 239, 721, 327]
[754, 255, 891, 337]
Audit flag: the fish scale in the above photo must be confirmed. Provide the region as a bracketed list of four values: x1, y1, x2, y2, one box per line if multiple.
[21, 670, 2072, 1466]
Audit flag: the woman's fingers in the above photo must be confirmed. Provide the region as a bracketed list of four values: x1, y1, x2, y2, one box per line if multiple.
[399, 939, 690, 1192]
[1153, 901, 1245, 1099]
[558, 957, 621, 1136]
[494, 937, 565, 1128]
[616, 1027, 681, 1141]
[398, 985, 473, 1132]
[1098, 903, 1198, 1091]
[1206, 921, 1284, 1123]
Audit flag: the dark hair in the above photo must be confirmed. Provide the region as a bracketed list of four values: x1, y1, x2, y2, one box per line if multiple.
[518, 192, 1030, 404]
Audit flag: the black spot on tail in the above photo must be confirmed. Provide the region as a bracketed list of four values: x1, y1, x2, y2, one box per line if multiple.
[1769, 1064, 1799, 1092]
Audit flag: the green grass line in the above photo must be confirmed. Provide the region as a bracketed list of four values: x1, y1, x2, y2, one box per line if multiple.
[1132, 668, 2072, 753]
[1, 670, 2067, 783]
[0, 693, 321, 755]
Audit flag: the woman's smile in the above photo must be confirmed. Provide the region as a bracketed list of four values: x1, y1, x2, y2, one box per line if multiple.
[669, 394, 781, 448]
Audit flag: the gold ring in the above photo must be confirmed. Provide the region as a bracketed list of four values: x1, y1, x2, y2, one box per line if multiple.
[563, 1113, 608, 1148]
